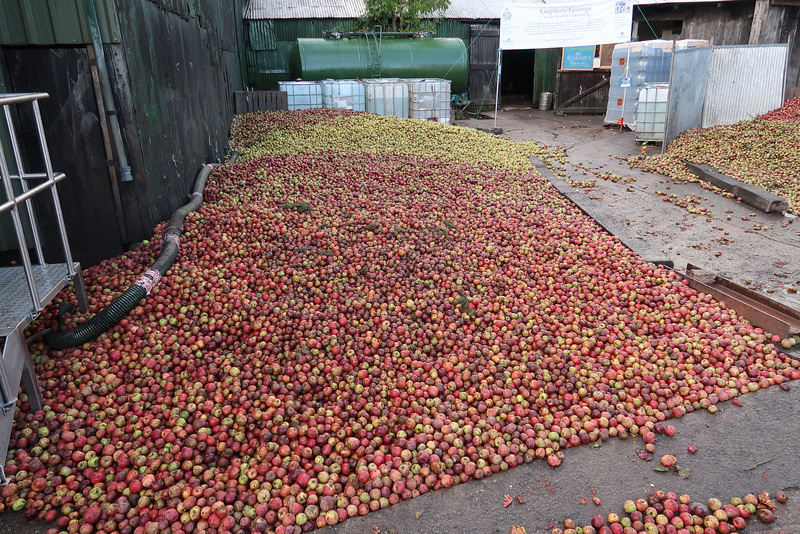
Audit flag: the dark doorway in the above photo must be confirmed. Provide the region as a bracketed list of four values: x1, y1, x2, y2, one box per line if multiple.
[635, 19, 683, 41]
[500, 49, 535, 104]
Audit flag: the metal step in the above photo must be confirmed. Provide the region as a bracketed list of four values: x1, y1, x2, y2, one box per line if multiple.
[0, 327, 41, 485]
[0, 92, 88, 485]
[367, 27, 382, 78]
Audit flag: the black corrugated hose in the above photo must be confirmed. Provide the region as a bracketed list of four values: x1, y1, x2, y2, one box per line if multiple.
[44, 158, 229, 350]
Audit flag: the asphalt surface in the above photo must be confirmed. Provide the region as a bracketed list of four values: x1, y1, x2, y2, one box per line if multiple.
[1, 109, 799, 534]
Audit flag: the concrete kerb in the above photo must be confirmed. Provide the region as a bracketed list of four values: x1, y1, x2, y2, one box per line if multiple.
[682, 160, 789, 214]
[531, 156, 675, 268]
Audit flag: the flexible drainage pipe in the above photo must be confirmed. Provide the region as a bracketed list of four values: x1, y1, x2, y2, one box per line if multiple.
[44, 163, 217, 349]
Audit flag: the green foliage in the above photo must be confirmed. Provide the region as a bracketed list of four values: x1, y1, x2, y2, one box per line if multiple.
[358, 0, 450, 32]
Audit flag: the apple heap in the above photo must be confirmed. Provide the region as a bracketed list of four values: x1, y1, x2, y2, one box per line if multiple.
[6, 109, 798, 534]
[628, 98, 800, 215]
[758, 97, 800, 122]
[550, 490, 788, 534]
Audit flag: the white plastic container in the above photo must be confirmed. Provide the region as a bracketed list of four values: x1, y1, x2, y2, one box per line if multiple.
[604, 39, 709, 129]
[320, 79, 366, 111]
[635, 83, 670, 142]
[364, 78, 409, 118]
[406, 78, 452, 123]
[278, 81, 323, 110]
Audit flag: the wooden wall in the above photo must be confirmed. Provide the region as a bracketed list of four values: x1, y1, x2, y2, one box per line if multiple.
[114, 0, 246, 245]
[468, 24, 500, 108]
[0, 0, 245, 266]
[679, 3, 755, 44]
[555, 70, 610, 114]
[639, 2, 799, 94]
[2, 47, 127, 265]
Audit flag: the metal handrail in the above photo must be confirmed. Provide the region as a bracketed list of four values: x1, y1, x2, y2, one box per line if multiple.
[4, 104, 45, 263]
[32, 99, 75, 277]
[7, 172, 64, 181]
[0, 92, 76, 312]
[0, 173, 67, 214]
[0, 93, 50, 106]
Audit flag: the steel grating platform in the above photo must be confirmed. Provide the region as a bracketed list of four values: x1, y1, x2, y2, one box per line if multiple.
[0, 262, 79, 337]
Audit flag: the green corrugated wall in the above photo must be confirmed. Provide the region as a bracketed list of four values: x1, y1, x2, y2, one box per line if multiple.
[0, 0, 120, 45]
[533, 48, 559, 98]
[246, 19, 356, 88]
[435, 19, 470, 44]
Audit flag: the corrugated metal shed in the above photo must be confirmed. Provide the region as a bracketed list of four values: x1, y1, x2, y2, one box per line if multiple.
[243, 0, 749, 20]
[0, 0, 120, 45]
[249, 19, 277, 50]
[702, 44, 789, 128]
[436, 19, 470, 41]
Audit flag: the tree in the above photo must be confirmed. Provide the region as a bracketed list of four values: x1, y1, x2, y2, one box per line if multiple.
[361, 0, 450, 32]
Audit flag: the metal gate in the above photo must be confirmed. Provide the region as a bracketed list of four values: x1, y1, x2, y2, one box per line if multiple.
[663, 46, 713, 151]
[702, 44, 789, 128]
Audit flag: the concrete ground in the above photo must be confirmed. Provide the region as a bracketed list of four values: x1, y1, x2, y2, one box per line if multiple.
[2, 109, 799, 534]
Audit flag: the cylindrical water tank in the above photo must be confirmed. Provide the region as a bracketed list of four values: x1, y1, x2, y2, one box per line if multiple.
[289, 38, 468, 93]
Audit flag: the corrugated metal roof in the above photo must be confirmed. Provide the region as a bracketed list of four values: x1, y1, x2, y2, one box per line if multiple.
[244, 0, 366, 19]
[443, 0, 545, 20]
[244, 0, 561, 20]
[244, 0, 749, 20]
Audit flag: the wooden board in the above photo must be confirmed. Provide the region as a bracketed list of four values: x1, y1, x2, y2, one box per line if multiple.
[555, 70, 611, 111]
[561, 46, 595, 71]
[598, 44, 617, 68]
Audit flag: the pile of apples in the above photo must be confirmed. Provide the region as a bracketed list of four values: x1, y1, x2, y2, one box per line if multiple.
[551, 489, 788, 534]
[5, 110, 797, 534]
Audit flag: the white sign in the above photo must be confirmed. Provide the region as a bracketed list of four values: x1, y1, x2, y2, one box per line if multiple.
[499, 0, 633, 50]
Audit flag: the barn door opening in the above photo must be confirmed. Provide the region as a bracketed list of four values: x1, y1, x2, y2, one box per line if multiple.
[500, 49, 535, 104]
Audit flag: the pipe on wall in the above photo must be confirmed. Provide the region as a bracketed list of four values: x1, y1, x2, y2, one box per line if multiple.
[85, 0, 132, 182]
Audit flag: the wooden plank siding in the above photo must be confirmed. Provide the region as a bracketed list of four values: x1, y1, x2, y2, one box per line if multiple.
[234, 91, 289, 114]
[469, 24, 500, 108]
[555, 70, 611, 114]
[2, 47, 126, 265]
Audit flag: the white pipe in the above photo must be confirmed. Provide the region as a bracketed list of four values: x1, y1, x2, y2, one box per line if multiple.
[494, 48, 502, 130]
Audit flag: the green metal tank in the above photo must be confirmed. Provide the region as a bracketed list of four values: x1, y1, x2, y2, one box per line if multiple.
[289, 37, 468, 93]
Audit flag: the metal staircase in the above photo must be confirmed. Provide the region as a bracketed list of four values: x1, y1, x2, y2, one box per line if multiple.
[0, 92, 87, 484]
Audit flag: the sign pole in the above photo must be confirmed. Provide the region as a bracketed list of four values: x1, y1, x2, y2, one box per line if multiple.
[494, 48, 502, 129]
